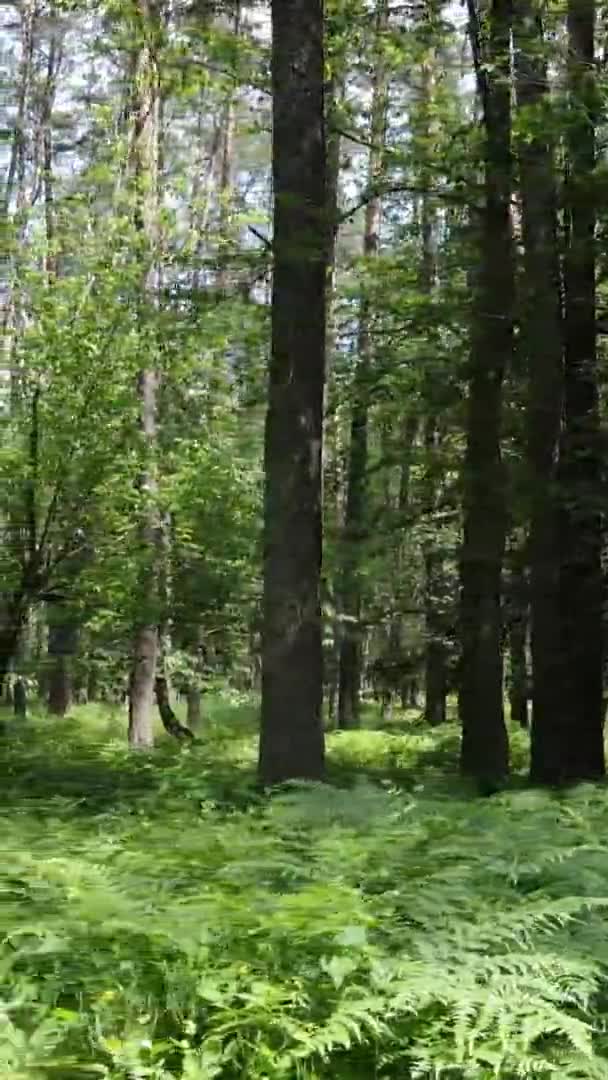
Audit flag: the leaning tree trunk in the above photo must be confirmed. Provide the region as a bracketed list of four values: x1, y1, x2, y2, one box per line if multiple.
[550, 0, 604, 782]
[127, 0, 163, 749]
[459, 0, 513, 786]
[337, 0, 389, 730]
[258, 0, 328, 784]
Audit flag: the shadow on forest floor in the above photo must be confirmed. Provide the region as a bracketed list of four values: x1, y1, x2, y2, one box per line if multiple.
[0, 695, 532, 819]
[0, 698, 261, 817]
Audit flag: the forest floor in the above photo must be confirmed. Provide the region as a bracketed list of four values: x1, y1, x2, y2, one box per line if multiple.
[3, 696, 608, 1078]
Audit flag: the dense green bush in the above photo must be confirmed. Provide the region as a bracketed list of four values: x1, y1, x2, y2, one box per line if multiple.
[3, 703, 608, 1078]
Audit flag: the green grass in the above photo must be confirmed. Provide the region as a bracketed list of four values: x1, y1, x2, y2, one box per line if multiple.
[3, 697, 608, 1078]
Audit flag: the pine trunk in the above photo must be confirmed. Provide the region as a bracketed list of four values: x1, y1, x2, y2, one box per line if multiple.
[460, 0, 513, 785]
[551, 0, 604, 781]
[258, 0, 327, 784]
[512, 0, 566, 774]
[337, 0, 388, 730]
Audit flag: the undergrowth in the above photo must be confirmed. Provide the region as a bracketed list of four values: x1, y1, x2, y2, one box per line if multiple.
[2, 699, 608, 1077]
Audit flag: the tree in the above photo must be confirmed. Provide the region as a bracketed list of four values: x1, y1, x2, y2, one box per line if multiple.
[337, 0, 389, 730]
[459, 0, 513, 784]
[550, 0, 604, 781]
[258, 0, 327, 784]
[512, 0, 563, 766]
[124, 0, 164, 748]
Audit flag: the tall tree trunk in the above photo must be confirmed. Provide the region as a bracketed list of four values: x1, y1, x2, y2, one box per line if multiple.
[2, 0, 35, 220]
[459, 0, 513, 785]
[2, 0, 36, 354]
[258, 0, 327, 784]
[413, 55, 448, 728]
[217, 0, 241, 293]
[337, 0, 389, 730]
[322, 74, 343, 728]
[512, 0, 564, 768]
[127, 0, 163, 749]
[550, 0, 604, 781]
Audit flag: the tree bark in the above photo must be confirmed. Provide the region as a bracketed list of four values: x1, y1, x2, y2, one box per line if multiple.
[258, 0, 328, 784]
[129, 622, 157, 747]
[337, 0, 389, 730]
[413, 54, 448, 729]
[549, 0, 604, 781]
[186, 687, 202, 728]
[0, 599, 27, 695]
[127, 0, 163, 749]
[217, 0, 241, 293]
[459, 0, 513, 785]
[154, 675, 195, 740]
[322, 72, 344, 730]
[512, 0, 566, 773]
[47, 608, 78, 717]
[505, 546, 529, 730]
[13, 680, 27, 720]
[2, 0, 35, 220]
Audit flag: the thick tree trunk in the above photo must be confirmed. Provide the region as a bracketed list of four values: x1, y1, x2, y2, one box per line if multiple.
[337, 0, 388, 730]
[258, 0, 328, 784]
[460, 0, 513, 785]
[186, 687, 202, 729]
[129, 624, 157, 747]
[549, 0, 604, 781]
[512, 0, 565, 773]
[47, 612, 78, 717]
[48, 660, 70, 716]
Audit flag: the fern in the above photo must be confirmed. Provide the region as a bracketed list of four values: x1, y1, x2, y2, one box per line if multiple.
[4, 709, 608, 1077]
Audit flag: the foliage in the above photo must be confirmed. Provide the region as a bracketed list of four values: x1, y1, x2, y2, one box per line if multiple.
[3, 702, 608, 1078]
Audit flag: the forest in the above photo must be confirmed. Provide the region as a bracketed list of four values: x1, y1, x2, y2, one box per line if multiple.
[4, 0, 608, 1075]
